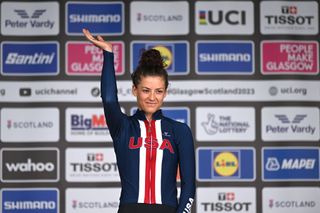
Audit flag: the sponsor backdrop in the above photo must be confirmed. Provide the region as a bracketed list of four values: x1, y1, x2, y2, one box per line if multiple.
[0, 0, 319, 212]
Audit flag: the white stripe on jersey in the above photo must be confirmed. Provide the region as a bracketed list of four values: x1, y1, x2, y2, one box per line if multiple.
[155, 120, 163, 204]
[138, 120, 146, 203]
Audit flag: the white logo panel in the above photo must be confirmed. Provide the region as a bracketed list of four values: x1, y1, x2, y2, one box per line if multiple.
[130, 1, 189, 35]
[262, 107, 320, 141]
[196, 107, 255, 141]
[1, 108, 59, 142]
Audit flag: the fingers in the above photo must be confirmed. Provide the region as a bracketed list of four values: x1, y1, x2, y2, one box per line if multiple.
[82, 28, 97, 42]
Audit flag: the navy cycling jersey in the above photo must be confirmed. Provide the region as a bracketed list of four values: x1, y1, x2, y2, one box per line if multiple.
[101, 51, 195, 213]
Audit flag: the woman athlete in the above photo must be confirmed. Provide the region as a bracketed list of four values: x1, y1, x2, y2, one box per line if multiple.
[83, 28, 195, 213]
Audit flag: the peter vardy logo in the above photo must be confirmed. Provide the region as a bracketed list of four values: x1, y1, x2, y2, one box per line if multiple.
[1, 188, 58, 213]
[1, 2, 59, 35]
[131, 41, 189, 75]
[1, 148, 59, 182]
[1, 42, 59, 75]
[196, 41, 254, 74]
[263, 147, 319, 181]
[66, 2, 124, 35]
[197, 147, 255, 181]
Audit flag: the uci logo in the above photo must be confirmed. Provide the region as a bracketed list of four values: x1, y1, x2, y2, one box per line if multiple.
[199, 10, 246, 25]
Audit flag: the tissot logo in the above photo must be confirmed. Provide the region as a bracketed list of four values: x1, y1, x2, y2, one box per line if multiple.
[195, 1, 254, 35]
[260, 1, 318, 35]
[1, 2, 59, 35]
[1, 148, 59, 182]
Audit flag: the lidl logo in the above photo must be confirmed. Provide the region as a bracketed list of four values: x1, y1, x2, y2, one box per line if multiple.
[131, 41, 189, 75]
[1, 42, 59, 75]
[263, 147, 319, 181]
[196, 41, 254, 74]
[197, 147, 255, 181]
[66, 2, 124, 35]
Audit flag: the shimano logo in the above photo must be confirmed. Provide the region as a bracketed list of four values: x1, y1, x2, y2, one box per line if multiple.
[5, 52, 55, 65]
[199, 53, 251, 62]
[6, 158, 55, 172]
[4, 201, 56, 210]
[69, 14, 121, 23]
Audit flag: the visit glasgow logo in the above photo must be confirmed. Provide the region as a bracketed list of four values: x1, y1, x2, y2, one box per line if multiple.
[131, 41, 189, 75]
[197, 147, 255, 181]
[66, 2, 124, 35]
[1, 42, 59, 75]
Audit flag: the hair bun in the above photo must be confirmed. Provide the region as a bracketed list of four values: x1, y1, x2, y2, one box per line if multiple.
[139, 49, 165, 69]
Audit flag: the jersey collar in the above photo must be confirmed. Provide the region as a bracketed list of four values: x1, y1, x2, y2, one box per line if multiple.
[134, 108, 163, 121]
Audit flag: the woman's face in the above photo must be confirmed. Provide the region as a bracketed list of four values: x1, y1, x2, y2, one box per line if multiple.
[132, 75, 167, 120]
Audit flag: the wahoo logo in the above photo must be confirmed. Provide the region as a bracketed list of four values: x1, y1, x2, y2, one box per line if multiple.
[1, 2, 59, 35]
[131, 41, 189, 75]
[1, 188, 58, 213]
[197, 147, 255, 181]
[1, 42, 59, 75]
[66, 2, 124, 35]
[1, 148, 59, 182]
[262, 147, 319, 181]
[196, 41, 254, 74]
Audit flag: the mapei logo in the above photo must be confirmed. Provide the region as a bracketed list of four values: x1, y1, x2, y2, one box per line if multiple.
[0, 148, 59, 182]
[1, 188, 59, 213]
[1, 2, 59, 35]
[66, 41, 124, 75]
[1, 42, 59, 75]
[197, 147, 255, 181]
[66, 2, 124, 35]
[262, 147, 320, 181]
[195, 1, 254, 35]
[196, 41, 254, 74]
[260, 1, 318, 35]
[131, 41, 189, 75]
[261, 41, 319, 74]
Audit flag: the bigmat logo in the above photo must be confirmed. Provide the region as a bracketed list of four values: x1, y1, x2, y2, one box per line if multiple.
[195, 1, 254, 35]
[0, 188, 59, 213]
[196, 41, 254, 74]
[263, 187, 320, 213]
[197, 147, 255, 181]
[66, 41, 124, 75]
[1, 42, 59, 75]
[1, 108, 60, 142]
[0, 148, 59, 182]
[66, 148, 120, 182]
[260, 1, 318, 35]
[197, 187, 256, 213]
[196, 107, 255, 141]
[262, 147, 319, 181]
[66, 188, 120, 213]
[66, 2, 124, 35]
[131, 41, 189, 75]
[130, 1, 189, 35]
[262, 107, 320, 141]
[66, 108, 121, 142]
[1, 2, 59, 36]
[261, 41, 319, 74]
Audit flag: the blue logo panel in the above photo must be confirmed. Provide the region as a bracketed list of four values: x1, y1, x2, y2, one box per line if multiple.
[162, 108, 189, 125]
[197, 147, 255, 181]
[263, 148, 320, 181]
[66, 2, 124, 35]
[1, 189, 58, 213]
[132, 41, 189, 75]
[196, 41, 254, 74]
[1, 42, 59, 75]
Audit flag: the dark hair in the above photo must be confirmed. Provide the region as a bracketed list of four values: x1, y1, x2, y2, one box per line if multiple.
[131, 49, 169, 89]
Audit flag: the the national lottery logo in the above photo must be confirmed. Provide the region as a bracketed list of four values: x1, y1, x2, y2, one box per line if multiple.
[196, 41, 254, 74]
[261, 41, 319, 74]
[66, 41, 124, 75]
[262, 147, 319, 181]
[66, 2, 124, 35]
[197, 147, 255, 181]
[131, 41, 189, 75]
[1, 42, 59, 75]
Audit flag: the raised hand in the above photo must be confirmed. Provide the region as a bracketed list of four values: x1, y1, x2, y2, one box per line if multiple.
[82, 28, 113, 52]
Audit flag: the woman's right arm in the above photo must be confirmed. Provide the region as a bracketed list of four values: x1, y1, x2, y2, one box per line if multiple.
[83, 29, 125, 140]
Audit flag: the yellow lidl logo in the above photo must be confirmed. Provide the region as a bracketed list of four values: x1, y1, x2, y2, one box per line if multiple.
[213, 152, 239, 177]
[153, 45, 173, 68]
